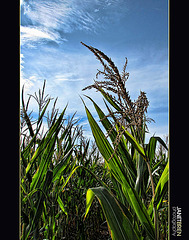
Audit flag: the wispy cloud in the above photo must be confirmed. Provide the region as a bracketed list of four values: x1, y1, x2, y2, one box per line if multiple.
[54, 73, 83, 83]
[21, 0, 128, 45]
[20, 26, 63, 46]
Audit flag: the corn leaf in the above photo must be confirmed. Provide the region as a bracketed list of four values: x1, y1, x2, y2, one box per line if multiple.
[122, 126, 145, 159]
[30, 133, 57, 191]
[148, 162, 169, 217]
[85, 189, 95, 219]
[146, 136, 168, 164]
[25, 170, 53, 240]
[25, 105, 66, 175]
[52, 147, 73, 182]
[85, 187, 140, 240]
[84, 95, 137, 181]
[99, 89, 131, 123]
[83, 103, 155, 239]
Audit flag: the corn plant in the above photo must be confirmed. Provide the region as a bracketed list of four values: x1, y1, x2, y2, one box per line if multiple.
[20, 81, 111, 239]
[77, 43, 169, 240]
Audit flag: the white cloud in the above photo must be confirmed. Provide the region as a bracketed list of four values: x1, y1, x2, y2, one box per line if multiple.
[21, 26, 54, 40]
[20, 26, 64, 47]
[54, 73, 83, 83]
[21, 0, 93, 35]
[26, 1, 71, 29]
[21, 0, 128, 40]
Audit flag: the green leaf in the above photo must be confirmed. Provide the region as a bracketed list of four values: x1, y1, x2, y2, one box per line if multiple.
[153, 136, 168, 151]
[57, 196, 67, 215]
[83, 102, 155, 239]
[84, 95, 137, 181]
[30, 133, 57, 191]
[52, 147, 73, 182]
[85, 189, 95, 219]
[148, 162, 169, 217]
[146, 136, 168, 164]
[25, 170, 53, 240]
[122, 126, 145, 159]
[99, 89, 131, 122]
[36, 98, 51, 127]
[61, 165, 109, 192]
[25, 105, 67, 175]
[135, 154, 147, 195]
[85, 187, 140, 240]
[22, 86, 34, 138]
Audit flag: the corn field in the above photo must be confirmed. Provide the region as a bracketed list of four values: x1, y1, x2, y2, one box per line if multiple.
[20, 43, 169, 240]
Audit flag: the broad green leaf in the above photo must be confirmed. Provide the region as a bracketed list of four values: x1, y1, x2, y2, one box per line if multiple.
[85, 187, 140, 240]
[85, 189, 95, 219]
[148, 162, 169, 217]
[85, 95, 137, 181]
[153, 136, 168, 151]
[122, 126, 145, 159]
[83, 103, 155, 239]
[135, 154, 147, 195]
[146, 136, 168, 164]
[30, 133, 57, 191]
[121, 177, 155, 239]
[83, 103, 124, 183]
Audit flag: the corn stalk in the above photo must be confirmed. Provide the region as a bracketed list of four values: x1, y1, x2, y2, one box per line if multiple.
[80, 43, 169, 239]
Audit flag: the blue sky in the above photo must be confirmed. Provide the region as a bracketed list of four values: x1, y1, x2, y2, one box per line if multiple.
[20, 0, 168, 141]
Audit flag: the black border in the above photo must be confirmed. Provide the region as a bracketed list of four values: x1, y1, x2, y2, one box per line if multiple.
[170, 0, 187, 239]
[5, 0, 20, 239]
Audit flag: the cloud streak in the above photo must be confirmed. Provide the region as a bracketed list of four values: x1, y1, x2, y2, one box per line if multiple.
[21, 0, 128, 45]
[20, 26, 63, 46]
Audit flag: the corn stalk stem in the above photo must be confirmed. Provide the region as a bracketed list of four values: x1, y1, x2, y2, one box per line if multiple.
[146, 161, 158, 240]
